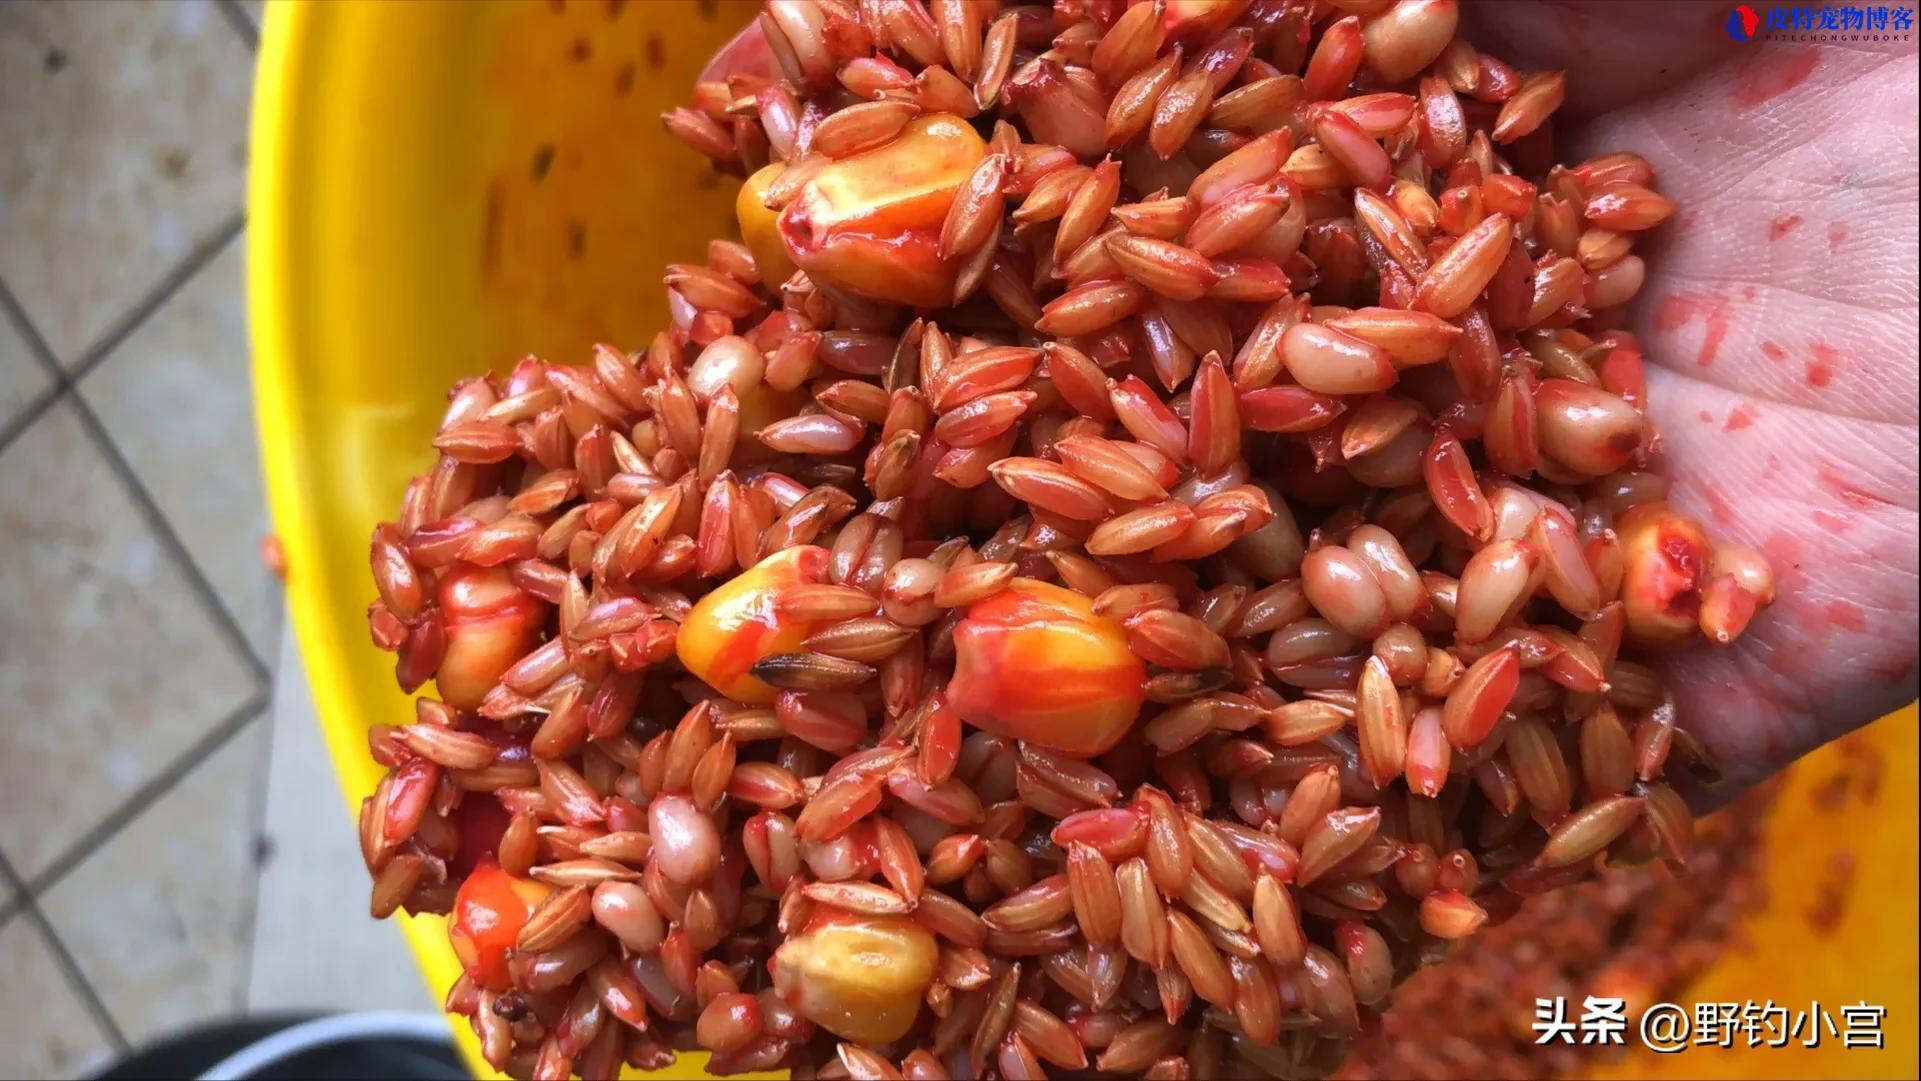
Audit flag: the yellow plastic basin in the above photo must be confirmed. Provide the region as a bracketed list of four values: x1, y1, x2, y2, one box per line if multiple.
[247, 1, 1917, 1078]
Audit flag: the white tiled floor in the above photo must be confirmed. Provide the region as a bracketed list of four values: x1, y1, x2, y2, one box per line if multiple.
[41, 716, 266, 1047]
[0, 400, 261, 880]
[0, 0, 251, 366]
[79, 237, 281, 658]
[0, 917, 117, 1078]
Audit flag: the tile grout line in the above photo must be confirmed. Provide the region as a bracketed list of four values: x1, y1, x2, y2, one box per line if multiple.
[67, 213, 248, 386]
[0, 284, 73, 460]
[66, 390, 274, 681]
[0, 379, 65, 461]
[235, 666, 281, 1013]
[215, 0, 261, 52]
[0, 212, 243, 447]
[0, 221, 273, 680]
[21, 695, 269, 900]
[0, 214, 246, 391]
[0, 853, 133, 1056]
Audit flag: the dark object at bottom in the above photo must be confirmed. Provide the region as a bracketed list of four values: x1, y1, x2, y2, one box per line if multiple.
[95, 1012, 464, 1081]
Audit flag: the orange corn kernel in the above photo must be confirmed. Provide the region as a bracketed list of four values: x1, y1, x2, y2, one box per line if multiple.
[772, 912, 938, 1044]
[437, 566, 550, 710]
[738, 163, 799, 287]
[449, 861, 554, 991]
[1616, 503, 1710, 647]
[677, 545, 835, 702]
[948, 579, 1147, 757]
[1698, 540, 1776, 644]
[777, 114, 986, 308]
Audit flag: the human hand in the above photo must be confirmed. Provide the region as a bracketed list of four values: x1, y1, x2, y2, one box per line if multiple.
[1465, 1, 1919, 799]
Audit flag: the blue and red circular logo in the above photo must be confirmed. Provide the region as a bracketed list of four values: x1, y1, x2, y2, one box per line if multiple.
[1726, 4, 1762, 39]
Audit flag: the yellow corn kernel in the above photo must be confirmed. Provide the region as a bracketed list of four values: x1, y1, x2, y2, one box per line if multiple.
[777, 114, 985, 308]
[948, 579, 1147, 757]
[738, 163, 798, 287]
[437, 566, 550, 710]
[676, 545, 832, 703]
[1698, 540, 1775, 645]
[448, 862, 553, 991]
[1616, 503, 1710, 647]
[773, 913, 938, 1044]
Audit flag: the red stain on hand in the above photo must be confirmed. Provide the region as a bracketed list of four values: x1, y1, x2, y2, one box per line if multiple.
[1701, 486, 1736, 527]
[1733, 47, 1820, 108]
[1760, 533, 1803, 581]
[1760, 341, 1785, 362]
[1824, 600, 1867, 632]
[1769, 214, 1802, 239]
[1827, 222, 1849, 252]
[1655, 293, 1732, 367]
[1818, 460, 1893, 510]
[1724, 405, 1756, 432]
[1805, 342, 1839, 388]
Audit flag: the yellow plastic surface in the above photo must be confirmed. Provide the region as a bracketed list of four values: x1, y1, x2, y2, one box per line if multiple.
[1596, 707, 1919, 1080]
[247, 1, 1916, 1078]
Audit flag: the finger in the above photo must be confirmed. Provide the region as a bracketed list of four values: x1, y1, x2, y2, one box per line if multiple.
[1461, 0, 1740, 111]
[1659, 629, 1917, 813]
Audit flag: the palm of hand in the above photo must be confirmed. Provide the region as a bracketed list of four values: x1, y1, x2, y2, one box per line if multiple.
[1468, 1, 1918, 796]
